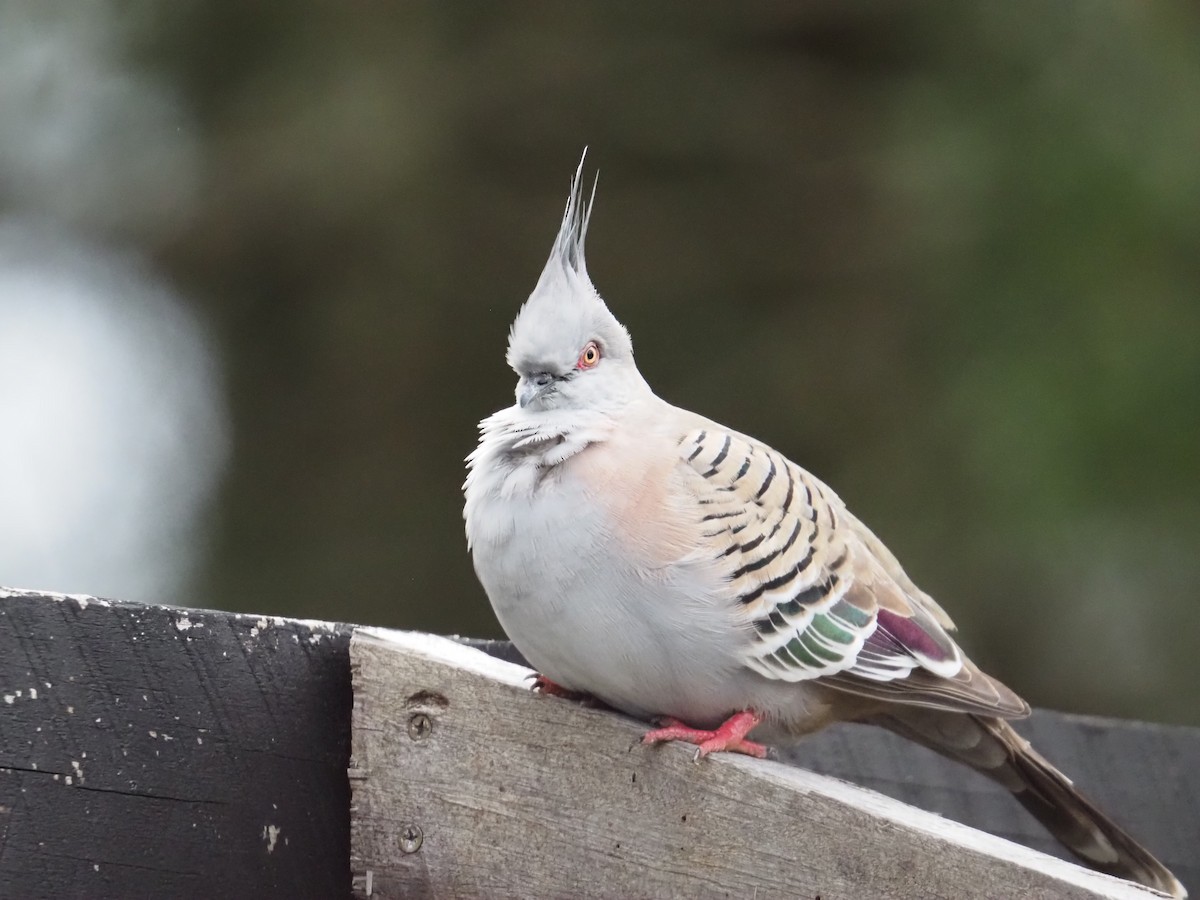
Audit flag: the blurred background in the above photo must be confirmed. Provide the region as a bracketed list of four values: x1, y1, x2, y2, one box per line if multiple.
[0, 3, 1196, 726]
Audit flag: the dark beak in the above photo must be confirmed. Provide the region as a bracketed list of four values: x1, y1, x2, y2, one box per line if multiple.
[518, 372, 557, 408]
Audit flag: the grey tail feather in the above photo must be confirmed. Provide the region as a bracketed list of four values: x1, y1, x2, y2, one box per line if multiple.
[870, 709, 1187, 898]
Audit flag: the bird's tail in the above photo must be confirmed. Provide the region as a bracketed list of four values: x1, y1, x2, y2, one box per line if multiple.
[871, 709, 1186, 898]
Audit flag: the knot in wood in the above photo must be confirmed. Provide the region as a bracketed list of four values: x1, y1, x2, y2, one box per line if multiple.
[407, 712, 433, 741]
[399, 824, 423, 854]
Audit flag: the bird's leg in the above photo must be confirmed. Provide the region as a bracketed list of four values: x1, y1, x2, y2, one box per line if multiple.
[527, 672, 586, 699]
[642, 710, 769, 761]
[527, 673, 600, 704]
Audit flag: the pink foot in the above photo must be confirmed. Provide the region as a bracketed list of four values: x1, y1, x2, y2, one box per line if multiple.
[642, 710, 768, 760]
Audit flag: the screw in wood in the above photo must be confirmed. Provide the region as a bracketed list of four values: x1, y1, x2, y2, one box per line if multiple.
[399, 824, 423, 854]
[407, 712, 433, 741]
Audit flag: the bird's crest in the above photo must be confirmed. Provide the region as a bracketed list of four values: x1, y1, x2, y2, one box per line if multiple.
[532, 149, 598, 299]
[507, 150, 634, 373]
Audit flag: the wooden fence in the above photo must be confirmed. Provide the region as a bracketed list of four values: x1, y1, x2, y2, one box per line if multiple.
[1, 588, 1195, 898]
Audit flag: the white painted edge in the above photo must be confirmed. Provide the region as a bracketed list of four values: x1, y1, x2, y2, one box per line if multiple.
[353, 626, 533, 689]
[0, 585, 110, 607]
[0, 586, 343, 632]
[235, 613, 343, 633]
[351, 625, 1166, 900]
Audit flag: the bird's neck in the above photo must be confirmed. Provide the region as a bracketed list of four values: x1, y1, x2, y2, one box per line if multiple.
[471, 405, 616, 474]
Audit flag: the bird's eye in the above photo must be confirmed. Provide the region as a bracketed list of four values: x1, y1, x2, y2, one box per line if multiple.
[577, 341, 601, 369]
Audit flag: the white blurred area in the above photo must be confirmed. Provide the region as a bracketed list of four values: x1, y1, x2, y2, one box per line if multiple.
[0, 4, 229, 603]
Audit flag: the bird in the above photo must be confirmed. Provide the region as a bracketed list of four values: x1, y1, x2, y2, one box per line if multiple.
[462, 156, 1186, 899]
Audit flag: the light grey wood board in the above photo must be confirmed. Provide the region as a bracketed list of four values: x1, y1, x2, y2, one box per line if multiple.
[463, 638, 1198, 892]
[351, 629, 1163, 900]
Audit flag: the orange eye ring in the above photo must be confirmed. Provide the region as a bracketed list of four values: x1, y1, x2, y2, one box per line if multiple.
[578, 341, 601, 369]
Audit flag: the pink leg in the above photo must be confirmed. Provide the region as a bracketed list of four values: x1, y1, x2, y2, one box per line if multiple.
[527, 673, 591, 701]
[642, 710, 768, 760]
[526, 674, 615, 710]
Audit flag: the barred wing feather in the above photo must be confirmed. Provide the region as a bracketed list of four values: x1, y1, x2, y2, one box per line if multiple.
[679, 428, 1027, 718]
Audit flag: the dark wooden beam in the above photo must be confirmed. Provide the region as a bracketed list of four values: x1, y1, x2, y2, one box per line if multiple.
[0, 589, 352, 900]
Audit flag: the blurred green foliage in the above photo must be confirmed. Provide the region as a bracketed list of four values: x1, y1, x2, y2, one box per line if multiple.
[133, 3, 1198, 724]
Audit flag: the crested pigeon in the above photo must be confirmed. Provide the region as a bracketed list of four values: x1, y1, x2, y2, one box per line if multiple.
[463, 158, 1185, 898]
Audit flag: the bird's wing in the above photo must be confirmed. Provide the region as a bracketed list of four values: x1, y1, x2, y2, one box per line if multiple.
[677, 427, 1028, 717]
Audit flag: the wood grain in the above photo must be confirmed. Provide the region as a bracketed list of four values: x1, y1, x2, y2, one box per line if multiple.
[0, 588, 351, 900]
[349, 629, 1166, 900]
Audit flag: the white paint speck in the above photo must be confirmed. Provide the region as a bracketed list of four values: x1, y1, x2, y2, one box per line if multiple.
[66, 705, 74, 714]
[175, 615, 192, 632]
[3, 695, 13, 705]
[28, 688, 37, 700]
[64, 775, 72, 785]
[148, 730, 157, 738]
[94, 864, 99, 872]
[71, 760, 84, 784]
[263, 824, 281, 853]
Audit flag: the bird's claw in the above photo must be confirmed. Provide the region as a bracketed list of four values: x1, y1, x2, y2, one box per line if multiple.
[527, 673, 606, 706]
[642, 711, 770, 761]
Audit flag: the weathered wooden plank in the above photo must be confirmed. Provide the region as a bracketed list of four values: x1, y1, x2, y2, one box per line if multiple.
[0, 588, 352, 900]
[349, 628, 1167, 899]
[465, 640, 1200, 892]
[790, 714, 1200, 887]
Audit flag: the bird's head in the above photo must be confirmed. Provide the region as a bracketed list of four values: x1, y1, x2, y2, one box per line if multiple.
[505, 155, 647, 414]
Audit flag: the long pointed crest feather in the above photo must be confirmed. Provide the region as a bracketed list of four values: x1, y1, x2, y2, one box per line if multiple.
[534, 149, 598, 296]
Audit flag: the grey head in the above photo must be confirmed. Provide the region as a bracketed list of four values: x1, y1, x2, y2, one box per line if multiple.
[506, 155, 647, 413]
